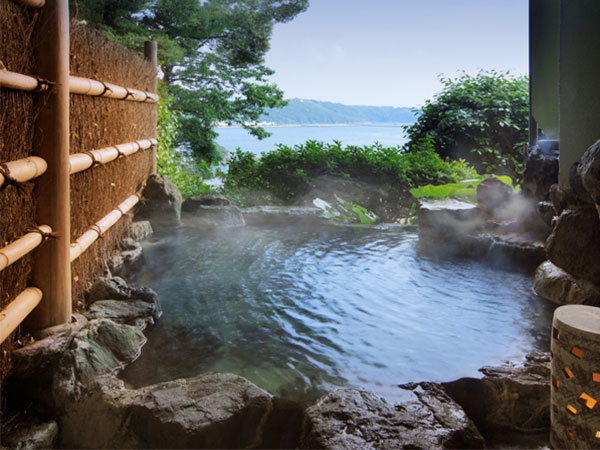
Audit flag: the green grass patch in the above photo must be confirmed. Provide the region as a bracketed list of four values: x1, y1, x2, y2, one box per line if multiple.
[410, 175, 519, 203]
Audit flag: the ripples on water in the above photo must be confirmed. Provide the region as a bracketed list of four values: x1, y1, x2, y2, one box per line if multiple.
[121, 224, 555, 403]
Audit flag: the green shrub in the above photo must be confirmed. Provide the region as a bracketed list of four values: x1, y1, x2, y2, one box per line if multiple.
[224, 138, 477, 202]
[404, 70, 528, 179]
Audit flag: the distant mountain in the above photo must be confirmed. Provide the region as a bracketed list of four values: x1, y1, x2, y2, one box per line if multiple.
[259, 98, 416, 125]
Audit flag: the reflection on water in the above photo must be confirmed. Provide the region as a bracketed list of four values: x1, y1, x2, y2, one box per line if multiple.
[121, 224, 555, 403]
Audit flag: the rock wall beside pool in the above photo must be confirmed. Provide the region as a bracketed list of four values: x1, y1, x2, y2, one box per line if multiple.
[534, 139, 600, 306]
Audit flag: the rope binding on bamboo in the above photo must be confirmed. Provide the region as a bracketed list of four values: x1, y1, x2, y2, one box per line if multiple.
[0, 162, 23, 192]
[124, 88, 135, 100]
[90, 224, 104, 238]
[26, 226, 59, 241]
[94, 80, 112, 97]
[34, 77, 51, 92]
[83, 151, 102, 167]
[114, 146, 126, 158]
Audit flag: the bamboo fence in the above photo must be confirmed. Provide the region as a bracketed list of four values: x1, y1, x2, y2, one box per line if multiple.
[0, 0, 158, 350]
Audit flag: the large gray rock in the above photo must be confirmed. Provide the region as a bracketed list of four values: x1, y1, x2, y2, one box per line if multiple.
[578, 138, 600, 209]
[88, 276, 160, 306]
[120, 373, 274, 449]
[85, 299, 160, 330]
[58, 373, 302, 449]
[534, 260, 600, 306]
[0, 417, 58, 450]
[521, 141, 559, 201]
[569, 161, 595, 205]
[242, 205, 326, 226]
[136, 174, 182, 232]
[8, 317, 148, 418]
[548, 183, 587, 216]
[182, 194, 230, 209]
[53, 319, 147, 401]
[11, 314, 88, 378]
[86, 277, 161, 330]
[302, 385, 484, 449]
[482, 233, 546, 270]
[88, 276, 131, 301]
[109, 237, 143, 271]
[538, 200, 555, 227]
[129, 220, 153, 241]
[546, 207, 600, 284]
[449, 232, 546, 270]
[477, 178, 514, 216]
[443, 353, 551, 436]
[182, 204, 245, 228]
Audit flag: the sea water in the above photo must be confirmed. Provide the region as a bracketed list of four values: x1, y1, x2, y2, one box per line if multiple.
[215, 123, 411, 155]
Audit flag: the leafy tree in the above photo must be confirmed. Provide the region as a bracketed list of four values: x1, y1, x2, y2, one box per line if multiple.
[71, 0, 309, 161]
[404, 70, 528, 178]
[155, 89, 212, 198]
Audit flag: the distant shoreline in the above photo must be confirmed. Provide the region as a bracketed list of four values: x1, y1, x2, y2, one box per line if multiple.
[214, 122, 412, 129]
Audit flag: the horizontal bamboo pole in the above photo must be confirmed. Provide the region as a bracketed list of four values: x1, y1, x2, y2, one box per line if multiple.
[0, 72, 158, 103]
[0, 156, 48, 187]
[0, 287, 43, 344]
[70, 194, 140, 262]
[0, 225, 53, 271]
[69, 138, 157, 175]
[69, 76, 158, 103]
[0, 69, 49, 92]
[11, 0, 46, 8]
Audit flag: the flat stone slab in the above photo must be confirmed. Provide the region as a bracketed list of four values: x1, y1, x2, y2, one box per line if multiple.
[482, 233, 546, 269]
[418, 199, 482, 236]
[419, 198, 480, 211]
[242, 205, 327, 226]
[182, 194, 230, 210]
[84, 299, 160, 330]
[183, 205, 245, 228]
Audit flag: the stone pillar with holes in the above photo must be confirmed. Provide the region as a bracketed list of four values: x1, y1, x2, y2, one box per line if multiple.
[550, 305, 600, 448]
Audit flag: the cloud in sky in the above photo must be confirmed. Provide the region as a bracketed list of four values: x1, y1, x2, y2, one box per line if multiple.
[265, 0, 528, 107]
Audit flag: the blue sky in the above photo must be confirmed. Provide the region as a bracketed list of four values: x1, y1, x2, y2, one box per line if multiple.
[265, 0, 528, 108]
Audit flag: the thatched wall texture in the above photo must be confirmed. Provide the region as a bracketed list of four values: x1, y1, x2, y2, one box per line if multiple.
[1, 11, 156, 385]
[0, 0, 41, 386]
[69, 24, 156, 303]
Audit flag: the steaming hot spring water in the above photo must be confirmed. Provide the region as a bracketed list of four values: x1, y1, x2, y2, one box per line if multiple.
[121, 222, 554, 403]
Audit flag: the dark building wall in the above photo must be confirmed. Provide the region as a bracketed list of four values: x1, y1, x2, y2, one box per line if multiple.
[558, 0, 600, 186]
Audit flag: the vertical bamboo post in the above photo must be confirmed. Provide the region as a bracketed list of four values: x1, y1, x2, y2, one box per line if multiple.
[27, 0, 71, 329]
[145, 40, 158, 174]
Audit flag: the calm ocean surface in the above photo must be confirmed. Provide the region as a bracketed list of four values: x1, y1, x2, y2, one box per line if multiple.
[215, 123, 411, 156]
